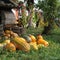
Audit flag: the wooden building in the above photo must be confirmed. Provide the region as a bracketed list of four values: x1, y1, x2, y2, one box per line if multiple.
[0, 0, 21, 35]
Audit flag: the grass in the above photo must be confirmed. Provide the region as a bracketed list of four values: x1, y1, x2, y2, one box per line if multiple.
[0, 28, 60, 60]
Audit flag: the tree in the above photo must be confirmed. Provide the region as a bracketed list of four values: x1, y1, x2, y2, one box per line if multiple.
[36, 0, 58, 34]
[26, 0, 34, 28]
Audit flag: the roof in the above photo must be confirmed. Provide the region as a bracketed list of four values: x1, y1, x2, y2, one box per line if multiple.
[0, 0, 16, 9]
[1, 0, 11, 3]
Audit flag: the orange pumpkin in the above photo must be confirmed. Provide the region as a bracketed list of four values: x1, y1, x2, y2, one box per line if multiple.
[37, 39, 49, 46]
[11, 41, 22, 50]
[29, 34, 36, 42]
[5, 43, 16, 51]
[37, 35, 49, 47]
[37, 35, 43, 39]
[44, 41, 49, 47]
[37, 39, 45, 44]
[37, 34, 44, 44]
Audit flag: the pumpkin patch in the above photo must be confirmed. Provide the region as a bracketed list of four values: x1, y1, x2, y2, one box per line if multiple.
[0, 30, 49, 52]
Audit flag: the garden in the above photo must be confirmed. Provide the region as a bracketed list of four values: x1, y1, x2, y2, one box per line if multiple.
[0, 0, 60, 60]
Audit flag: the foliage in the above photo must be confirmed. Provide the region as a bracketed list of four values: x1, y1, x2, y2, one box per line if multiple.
[36, 0, 58, 34]
[37, 0, 58, 21]
[57, 1, 60, 18]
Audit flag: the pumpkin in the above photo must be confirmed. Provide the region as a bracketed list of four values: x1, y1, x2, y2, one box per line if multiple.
[37, 44, 44, 48]
[37, 39, 45, 44]
[5, 30, 11, 34]
[29, 42, 38, 50]
[13, 37, 30, 52]
[44, 41, 49, 47]
[6, 34, 10, 37]
[11, 41, 21, 50]
[37, 35, 43, 39]
[37, 39, 49, 47]
[23, 35, 31, 43]
[29, 34, 36, 42]
[4, 34, 11, 39]
[3, 40, 10, 44]
[5, 43, 16, 52]
[0, 40, 10, 48]
[10, 31, 14, 35]
[5, 36, 9, 39]
[0, 43, 4, 47]
[37, 35, 49, 47]
[11, 32, 19, 37]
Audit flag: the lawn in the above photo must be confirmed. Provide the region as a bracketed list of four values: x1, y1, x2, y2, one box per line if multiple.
[0, 28, 60, 60]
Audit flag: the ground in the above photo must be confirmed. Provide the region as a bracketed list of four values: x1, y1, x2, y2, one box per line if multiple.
[0, 28, 60, 60]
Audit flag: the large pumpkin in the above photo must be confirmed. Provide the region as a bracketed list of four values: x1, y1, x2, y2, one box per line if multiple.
[11, 41, 22, 50]
[12, 37, 30, 52]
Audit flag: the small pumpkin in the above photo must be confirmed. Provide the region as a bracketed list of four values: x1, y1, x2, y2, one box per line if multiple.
[37, 34, 45, 44]
[37, 35, 49, 47]
[37, 39, 49, 47]
[5, 43, 16, 52]
[37, 44, 44, 48]
[6, 34, 11, 37]
[0, 43, 4, 47]
[23, 35, 31, 43]
[3, 40, 10, 44]
[4, 34, 11, 39]
[37, 35, 43, 39]
[5, 36, 9, 39]
[29, 42, 38, 50]
[29, 34, 36, 42]
[11, 33, 19, 37]
[5, 30, 11, 34]
[37, 39, 45, 44]
[44, 41, 49, 47]
[10, 31, 14, 35]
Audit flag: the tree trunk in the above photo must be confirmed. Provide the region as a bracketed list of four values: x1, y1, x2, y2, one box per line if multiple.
[42, 23, 52, 35]
[42, 20, 54, 35]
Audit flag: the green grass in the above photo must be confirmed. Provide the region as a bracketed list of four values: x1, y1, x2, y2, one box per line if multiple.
[0, 28, 60, 60]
